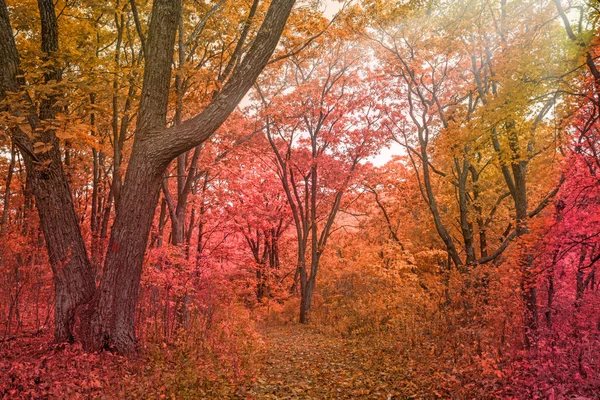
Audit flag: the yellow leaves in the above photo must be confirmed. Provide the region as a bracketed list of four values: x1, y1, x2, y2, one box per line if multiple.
[55, 130, 74, 141]
[359, 0, 418, 27]
[33, 141, 53, 154]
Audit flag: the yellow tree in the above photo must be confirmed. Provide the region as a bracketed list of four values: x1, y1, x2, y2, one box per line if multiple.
[365, 0, 574, 346]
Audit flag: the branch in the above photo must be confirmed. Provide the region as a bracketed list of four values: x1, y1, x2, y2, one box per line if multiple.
[219, 0, 260, 83]
[129, 0, 147, 57]
[528, 174, 565, 219]
[477, 229, 518, 264]
[213, 125, 265, 164]
[367, 185, 405, 250]
[145, 0, 296, 165]
[268, 0, 351, 64]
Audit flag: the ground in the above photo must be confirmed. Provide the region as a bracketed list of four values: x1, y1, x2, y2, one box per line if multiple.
[0, 325, 433, 399]
[248, 325, 419, 399]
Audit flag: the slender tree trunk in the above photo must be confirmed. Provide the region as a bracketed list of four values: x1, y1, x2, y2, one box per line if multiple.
[1, 144, 15, 232]
[300, 155, 320, 324]
[0, 0, 96, 343]
[469, 166, 488, 259]
[170, 7, 188, 247]
[512, 158, 537, 348]
[21, 171, 33, 236]
[185, 207, 195, 257]
[100, 189, 113, 239]
[91, 149, 99, 234]
[418, 132, 462, 267]
[157, 197, 168, 248]
[456, 158, 475, 266]
[298, 258, 309, 323]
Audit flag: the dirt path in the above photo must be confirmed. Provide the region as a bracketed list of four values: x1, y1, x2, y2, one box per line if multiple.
[247, 325, 415, 399]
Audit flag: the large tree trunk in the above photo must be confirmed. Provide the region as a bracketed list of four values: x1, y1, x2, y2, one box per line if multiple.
[83, 0, 296, 353]
[32, 145, 96, 343]
[86, 149, 164, 351]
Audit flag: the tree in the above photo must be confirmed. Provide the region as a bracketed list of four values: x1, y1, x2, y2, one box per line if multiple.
[0, 0, 296, 352]
[366, 0, 574, 346]
[0, 0, 96, 344]
[222, 144, 291, 302]
[259, 36, 389, 322]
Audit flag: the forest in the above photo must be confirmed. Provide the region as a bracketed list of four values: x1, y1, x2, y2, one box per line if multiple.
[0, 0, 599, 398]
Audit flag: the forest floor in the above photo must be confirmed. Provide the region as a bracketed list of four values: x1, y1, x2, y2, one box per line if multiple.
[0, 324, 432, 399]
[247, 324, 421, 399]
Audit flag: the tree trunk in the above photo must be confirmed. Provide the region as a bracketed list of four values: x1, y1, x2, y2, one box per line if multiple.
[31, 146, 96, 342]
[85, 151, 165, 351]
[512, 155, 537, 348]
[151, 197, 168, 248]
[1, 144, 15, 232]
[0, 0, 96, 343]
[298, 259, 310, 323]
[456, 158, 476, 266]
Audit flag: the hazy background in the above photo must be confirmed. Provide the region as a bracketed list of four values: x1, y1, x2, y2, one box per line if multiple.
[323, 0, 403, 166]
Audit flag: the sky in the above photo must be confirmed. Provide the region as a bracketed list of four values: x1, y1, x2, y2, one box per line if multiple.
[322, 0, 344, 19]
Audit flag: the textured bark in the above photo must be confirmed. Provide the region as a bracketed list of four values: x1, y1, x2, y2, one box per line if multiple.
[87, 150, 164, 351]
[31, 144, 96, 343]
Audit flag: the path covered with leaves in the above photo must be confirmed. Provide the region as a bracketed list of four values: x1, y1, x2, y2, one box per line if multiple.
[1, 325, 442, 399]
[248, 325, 422, 399]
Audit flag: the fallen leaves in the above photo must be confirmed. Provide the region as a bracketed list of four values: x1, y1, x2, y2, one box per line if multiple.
[0, 334, 130, 399]
[248, 324, 422, 399]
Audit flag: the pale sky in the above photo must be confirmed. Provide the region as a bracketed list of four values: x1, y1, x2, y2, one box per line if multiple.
[322, 1, 344, 19]
[370, 143, 404, 167]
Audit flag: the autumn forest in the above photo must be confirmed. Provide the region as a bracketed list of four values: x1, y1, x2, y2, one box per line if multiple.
[0, 0, 599, 398]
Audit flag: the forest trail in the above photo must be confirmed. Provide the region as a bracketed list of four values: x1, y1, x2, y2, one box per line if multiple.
[248, 325, 414, 400]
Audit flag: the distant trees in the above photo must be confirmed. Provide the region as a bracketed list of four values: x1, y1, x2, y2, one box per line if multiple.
[258, 36, 389, 322]
[367, 0, 574, 346]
